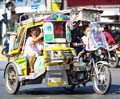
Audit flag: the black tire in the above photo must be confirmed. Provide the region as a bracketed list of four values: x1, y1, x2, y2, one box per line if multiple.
[108, 52, 119, 68]
[5, 63, 20, 94]
[92, 64, 111, 95]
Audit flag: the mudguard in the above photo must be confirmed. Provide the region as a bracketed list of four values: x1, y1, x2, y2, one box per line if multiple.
[96, 61, 110, 67]
[4, 61, 22, 78]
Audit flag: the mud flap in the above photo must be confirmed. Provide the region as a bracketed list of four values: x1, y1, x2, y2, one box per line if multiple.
[45, 70, 68, 87]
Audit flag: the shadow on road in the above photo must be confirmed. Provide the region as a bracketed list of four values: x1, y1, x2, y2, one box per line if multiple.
[18, 86, 95, 95]
[108, 84, 120, 95]
[0, 68, 4, 71]
[16, 84, 120, 95]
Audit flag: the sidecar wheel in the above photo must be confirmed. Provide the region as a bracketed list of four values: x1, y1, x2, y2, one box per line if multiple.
[5, 63, 20, 94]
[92, 64, 111, 95]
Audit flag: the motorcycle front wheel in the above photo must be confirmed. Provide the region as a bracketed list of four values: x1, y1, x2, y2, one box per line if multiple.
[92, 64, 111, 95]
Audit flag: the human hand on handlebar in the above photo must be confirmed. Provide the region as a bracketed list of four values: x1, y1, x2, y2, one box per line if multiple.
[72, 42, 78, 47]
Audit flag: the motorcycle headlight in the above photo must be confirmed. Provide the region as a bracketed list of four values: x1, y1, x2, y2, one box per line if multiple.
[96, 48, 102, 56]
[98, 49, 102, 55]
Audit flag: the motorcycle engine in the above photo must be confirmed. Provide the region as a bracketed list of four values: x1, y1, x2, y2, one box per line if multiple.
[76, 71, 87, 82]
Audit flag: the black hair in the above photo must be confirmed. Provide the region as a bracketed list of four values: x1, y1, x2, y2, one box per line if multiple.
[82, 25, 89, 32]
[30, 26, 41, 33]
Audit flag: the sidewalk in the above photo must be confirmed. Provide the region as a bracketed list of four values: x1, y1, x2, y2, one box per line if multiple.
[0, 46, 7, 59]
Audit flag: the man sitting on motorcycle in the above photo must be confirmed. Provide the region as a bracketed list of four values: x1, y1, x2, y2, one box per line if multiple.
[23, 26, 44, 73]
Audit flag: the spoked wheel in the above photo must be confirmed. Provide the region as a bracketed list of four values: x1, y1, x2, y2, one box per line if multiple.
[5, 63, 20, 94]
[108, 52, 119, 68]
[92, 64, 111, 95]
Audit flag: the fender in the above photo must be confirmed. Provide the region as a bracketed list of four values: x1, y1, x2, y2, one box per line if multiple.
[96, 61, 110, 67]
[4, 61, 22, 78]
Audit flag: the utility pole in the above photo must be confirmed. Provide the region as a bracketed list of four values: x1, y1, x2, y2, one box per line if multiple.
[46, 0, 52, 11]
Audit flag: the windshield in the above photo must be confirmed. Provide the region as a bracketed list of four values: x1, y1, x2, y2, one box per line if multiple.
[86, 23, 109, 51]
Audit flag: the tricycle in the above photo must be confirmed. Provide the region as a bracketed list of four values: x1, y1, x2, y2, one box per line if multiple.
[4, 8, 111, 95]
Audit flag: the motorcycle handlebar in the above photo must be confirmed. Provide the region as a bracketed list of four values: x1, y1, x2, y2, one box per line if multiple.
[108, 44, 119, 51]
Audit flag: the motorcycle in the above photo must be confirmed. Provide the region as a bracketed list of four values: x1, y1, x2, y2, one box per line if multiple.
[65, 23, 112, 95]
[96, 22, 119, 67]
[106, 45, 119, 68]
[95, 43, 119, 68]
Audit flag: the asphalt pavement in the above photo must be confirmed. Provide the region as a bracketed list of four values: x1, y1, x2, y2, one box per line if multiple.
[0, 59, 120, 99]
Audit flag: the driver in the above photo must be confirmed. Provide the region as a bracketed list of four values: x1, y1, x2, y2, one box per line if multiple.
[23, 26, 44, 73]
[71, 20, 90, 55]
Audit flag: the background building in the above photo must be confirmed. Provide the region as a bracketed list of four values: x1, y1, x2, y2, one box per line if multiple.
[67, 0, 120, 22]
[0, 0, 66, 44]
[0, 0, 119, 44]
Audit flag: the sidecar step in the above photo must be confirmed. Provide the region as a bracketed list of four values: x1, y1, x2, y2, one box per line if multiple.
[19, 68, 45, 81]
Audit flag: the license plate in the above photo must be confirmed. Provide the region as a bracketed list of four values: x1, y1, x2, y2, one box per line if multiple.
[48, 80, 64, 86]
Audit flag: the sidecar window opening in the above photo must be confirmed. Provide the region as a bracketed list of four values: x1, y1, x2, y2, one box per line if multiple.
[13, 27, 25, 50]
[21, 28, 30, 54]
[22, 26, 43, 57]
[26, 28, 32, 39]
[16, 27, 25, 43]
[23, 25, 43, 47]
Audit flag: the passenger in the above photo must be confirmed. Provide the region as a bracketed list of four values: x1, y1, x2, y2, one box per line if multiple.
[78, 25, 89, 61]
[104, 26, 116, 46]
[71, 20, 90, 55]
[23, 26, 44, 73]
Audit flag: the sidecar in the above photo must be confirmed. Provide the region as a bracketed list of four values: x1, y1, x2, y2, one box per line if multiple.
[4, 11, 78, 94]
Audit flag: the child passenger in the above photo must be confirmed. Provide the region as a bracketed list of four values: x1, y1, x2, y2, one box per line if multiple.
[78, 25, 89, 62]
[23, 26, 44, 73]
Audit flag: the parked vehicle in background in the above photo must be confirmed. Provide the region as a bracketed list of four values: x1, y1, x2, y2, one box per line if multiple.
[97, 22, 120, 44]
[1, 34, 10, 55]
[97, 22, 120, 67]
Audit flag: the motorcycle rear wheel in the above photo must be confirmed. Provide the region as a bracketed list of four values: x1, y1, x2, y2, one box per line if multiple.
[92, 64, 111, 95]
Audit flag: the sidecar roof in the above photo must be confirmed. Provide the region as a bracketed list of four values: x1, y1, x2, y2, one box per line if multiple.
[18, 7, 103, 26]
[18, 10, 71, 26]
[70, 7, 103, 22]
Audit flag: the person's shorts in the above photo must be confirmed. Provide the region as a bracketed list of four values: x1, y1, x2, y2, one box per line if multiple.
[25, 54, 42, 66]
[25, 55, 30, 66]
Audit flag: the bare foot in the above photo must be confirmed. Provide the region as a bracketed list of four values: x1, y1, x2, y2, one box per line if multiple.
[31, 69, 34, 73]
